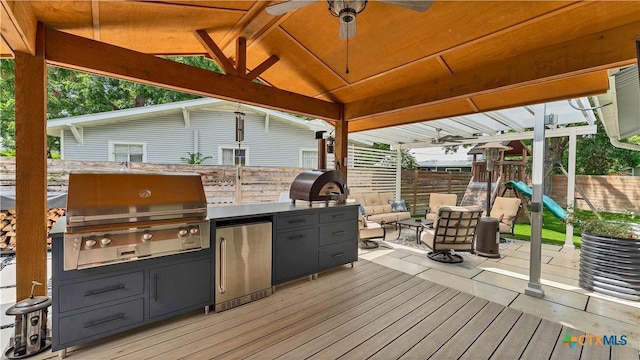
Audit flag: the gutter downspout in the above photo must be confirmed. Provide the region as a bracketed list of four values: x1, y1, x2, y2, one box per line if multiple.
[594, 101, 640, 152]
[608, 137, 640, 151]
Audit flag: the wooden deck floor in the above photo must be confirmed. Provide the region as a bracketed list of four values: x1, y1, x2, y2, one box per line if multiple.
[36, 260, 638, 360]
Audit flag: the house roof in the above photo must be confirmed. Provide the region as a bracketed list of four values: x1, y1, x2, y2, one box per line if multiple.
[47, 97, 311, 133]
[3, 1, 638, 133]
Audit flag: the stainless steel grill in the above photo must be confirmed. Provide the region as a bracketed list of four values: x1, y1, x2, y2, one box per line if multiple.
[63, 172, 210, 271]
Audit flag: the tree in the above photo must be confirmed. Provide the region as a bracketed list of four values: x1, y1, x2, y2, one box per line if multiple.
[0, 56, 222, 157]
[372, 143, 418, 169]
[575, 121, 640, 175]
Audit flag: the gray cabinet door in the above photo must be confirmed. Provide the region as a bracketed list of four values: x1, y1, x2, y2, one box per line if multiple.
[149, 257, 212, 318]
[273, 226, 318, 284]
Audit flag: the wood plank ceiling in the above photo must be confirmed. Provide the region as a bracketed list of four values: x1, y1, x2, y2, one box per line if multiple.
[1, 0, 638, 133]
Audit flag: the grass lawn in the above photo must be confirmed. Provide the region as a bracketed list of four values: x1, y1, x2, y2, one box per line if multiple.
[508, 208, 640, 247]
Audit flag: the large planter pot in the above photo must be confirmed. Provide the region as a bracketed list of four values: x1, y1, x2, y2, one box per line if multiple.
[579, 232, 640, 301]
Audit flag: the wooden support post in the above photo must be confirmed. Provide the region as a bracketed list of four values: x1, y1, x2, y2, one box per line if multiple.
[14, 23, 48, 300]
[412, 170, 418, 216]
[334, 116, 348, 179]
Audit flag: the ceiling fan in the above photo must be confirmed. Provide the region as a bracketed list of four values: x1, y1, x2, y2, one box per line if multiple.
[431, 128, 473, 144]
[266, 0, 434, 40]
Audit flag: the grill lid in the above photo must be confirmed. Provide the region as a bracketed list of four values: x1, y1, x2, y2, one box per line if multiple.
[66, 172, 207, 229]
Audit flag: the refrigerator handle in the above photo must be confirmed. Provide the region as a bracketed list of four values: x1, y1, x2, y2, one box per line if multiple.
[218, 237, 226, 294]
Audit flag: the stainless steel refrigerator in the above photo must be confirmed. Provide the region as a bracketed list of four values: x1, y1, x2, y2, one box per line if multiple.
[214, 221, 272, 312]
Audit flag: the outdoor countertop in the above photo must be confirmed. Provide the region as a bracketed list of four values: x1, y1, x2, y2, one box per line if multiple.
[49, 202, 358, 236]
[207, 201, 357, 221]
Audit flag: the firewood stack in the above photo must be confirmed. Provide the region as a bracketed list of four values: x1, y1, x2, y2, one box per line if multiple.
[0, 208, 66, 253]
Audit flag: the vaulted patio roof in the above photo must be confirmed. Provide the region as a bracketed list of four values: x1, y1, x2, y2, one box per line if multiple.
[2, 0, 639, 301]
[2, 1, 638, 127]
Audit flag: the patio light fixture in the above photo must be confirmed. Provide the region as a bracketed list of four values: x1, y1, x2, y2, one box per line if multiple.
[477, 142, 511, 216]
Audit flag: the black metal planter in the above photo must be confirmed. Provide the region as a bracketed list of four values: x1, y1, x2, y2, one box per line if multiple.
[579, 232, 640, 301]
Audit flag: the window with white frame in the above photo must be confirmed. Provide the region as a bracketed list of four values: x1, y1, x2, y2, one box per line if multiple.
[220, 147, 248, 166]
[108, 142, 146, 162]
[301, 149, 318, 168]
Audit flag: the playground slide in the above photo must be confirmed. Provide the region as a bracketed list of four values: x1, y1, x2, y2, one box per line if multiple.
[506, 180, 568, 221]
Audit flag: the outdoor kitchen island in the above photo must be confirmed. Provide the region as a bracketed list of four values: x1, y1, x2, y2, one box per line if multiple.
[50, 202, 358, 357]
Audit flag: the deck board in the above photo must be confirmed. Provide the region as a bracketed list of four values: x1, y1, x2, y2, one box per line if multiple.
[430, 302, 505, 359]
[336, 287, 460, 359]
[490, 313, 542, 359]
[521, 319, 564, 359]
[34, 260, 630, 360]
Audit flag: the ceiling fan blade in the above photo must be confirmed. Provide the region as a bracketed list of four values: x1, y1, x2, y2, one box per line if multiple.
[266, 0, 316, 16]
[380, 0, 435, 12]
[339, 19, 356, 40]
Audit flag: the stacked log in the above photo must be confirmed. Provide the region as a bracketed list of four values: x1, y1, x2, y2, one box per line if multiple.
[0, 208, 66, 253]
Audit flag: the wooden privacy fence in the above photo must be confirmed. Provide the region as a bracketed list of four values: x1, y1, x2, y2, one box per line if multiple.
[549, 175, 640, 214]
[2, 158, 639, 214]
[400, 170, 473, 216]
[0, 158, 302, 206]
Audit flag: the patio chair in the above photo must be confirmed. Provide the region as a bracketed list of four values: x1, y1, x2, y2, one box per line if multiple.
[490, 196, 522, 234]
[425, 193, 458, 221]
[420, 205, 483, 263]
[358, 213, 387, 249]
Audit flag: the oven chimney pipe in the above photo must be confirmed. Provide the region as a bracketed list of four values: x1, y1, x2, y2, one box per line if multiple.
[316, 131, 327, 170]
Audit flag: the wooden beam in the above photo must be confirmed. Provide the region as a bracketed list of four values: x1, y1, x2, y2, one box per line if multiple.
[343, 21, 639, 121]
[193, 29, 237, 76]
[44, 27, 341, 120]
[246, 55, 279, 80]
[14, 23, 47, 300]
[219, 1, 269, 51]
[0, 0, 37, 55]
[236, 37, 247, 76]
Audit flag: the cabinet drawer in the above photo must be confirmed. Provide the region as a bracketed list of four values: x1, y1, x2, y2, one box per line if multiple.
[319, 208, 357, 224]
[276, 213, 317, 231]
[59, 271, 144, 313]
[318, 241, 357, 271]
[318, 220, 358, 246]
[274, 227, 318, 284]
[58, 299, 144, 346]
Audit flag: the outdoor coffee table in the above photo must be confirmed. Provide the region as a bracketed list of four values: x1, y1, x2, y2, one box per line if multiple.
[396, 218, 434, 244]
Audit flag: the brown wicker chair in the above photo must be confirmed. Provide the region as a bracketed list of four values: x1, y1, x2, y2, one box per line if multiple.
[420, 205, 483, 263]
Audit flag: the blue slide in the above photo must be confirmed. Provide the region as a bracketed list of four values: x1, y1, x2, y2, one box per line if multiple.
[505, 180, 568, 221]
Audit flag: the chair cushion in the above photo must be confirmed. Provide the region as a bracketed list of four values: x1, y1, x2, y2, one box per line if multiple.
[490, 197, 521, 231]
[379, 192, 395, 204]
[426, 193, 458, 218]
[363, 192, 383, 206]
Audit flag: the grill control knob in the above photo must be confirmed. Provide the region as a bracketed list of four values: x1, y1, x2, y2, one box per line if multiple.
[141, 232, 153, 242]
[100, 238, 112, 247]
[85, 239, 97, 249]
[189, 227, 199, 235]
[178, 229, 189, 237]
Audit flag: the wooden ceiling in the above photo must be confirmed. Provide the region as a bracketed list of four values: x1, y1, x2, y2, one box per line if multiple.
[1, 0, 638, 133]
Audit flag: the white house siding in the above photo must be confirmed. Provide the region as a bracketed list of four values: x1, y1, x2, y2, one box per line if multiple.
[60, 108, 320, 167]
[61, 113, 192, 163]
[190, 109, 318, 167]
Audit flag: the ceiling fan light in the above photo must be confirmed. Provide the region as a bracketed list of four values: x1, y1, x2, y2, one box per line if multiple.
[328, 0, 367, 17]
